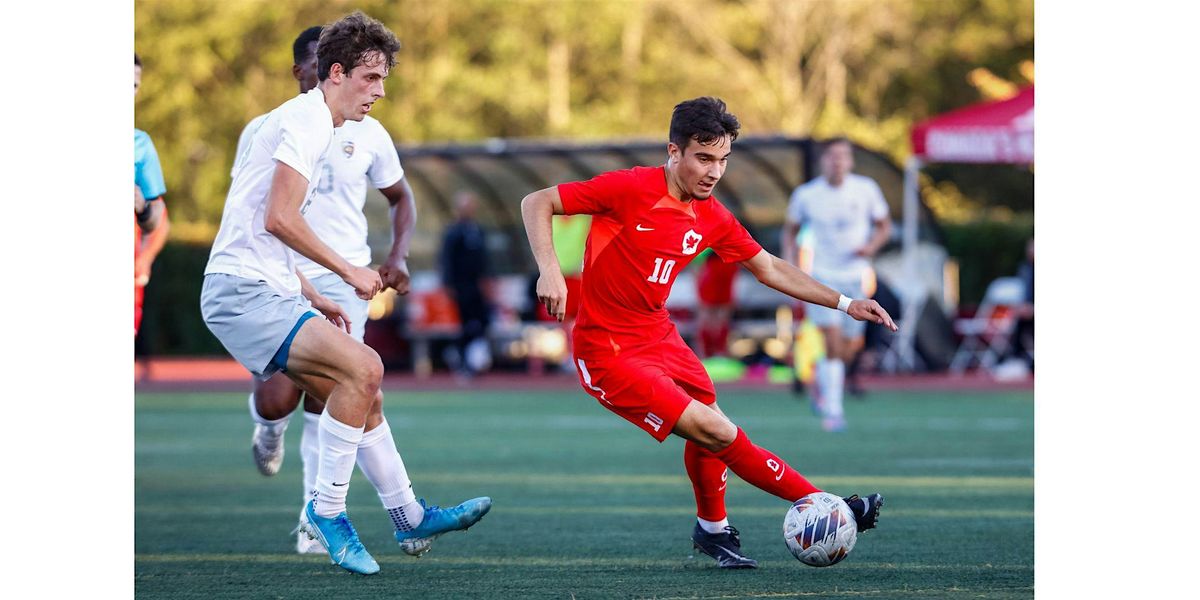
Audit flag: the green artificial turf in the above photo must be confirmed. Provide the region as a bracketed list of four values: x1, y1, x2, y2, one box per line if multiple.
[135, 387, 1033, 599]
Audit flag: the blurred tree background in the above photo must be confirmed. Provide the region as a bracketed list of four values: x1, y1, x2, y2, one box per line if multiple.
[135, 0, 1033, 355]
[135, 0, 1033, 241]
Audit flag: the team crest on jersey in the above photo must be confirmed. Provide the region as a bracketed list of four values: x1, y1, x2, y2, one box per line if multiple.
[682, 229, 703, 255]
[342, 140, 355, 158]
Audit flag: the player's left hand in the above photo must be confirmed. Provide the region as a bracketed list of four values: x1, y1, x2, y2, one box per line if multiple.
[310, 294, 351, 334]
[848, 299, 898, 332]
[379, 257, 411, 295]
[854, 245, 876, 258]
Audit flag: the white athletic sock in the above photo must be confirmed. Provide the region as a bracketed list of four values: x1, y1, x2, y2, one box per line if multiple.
[249, 393, 289, 440]
[815, 359, 831, 413]
[313, 411, 364, 518]
[300, 409, 321, 504]
[698, 517, 730, 534]
[827, 359, 845, 419]
[357, 418, 422, 530]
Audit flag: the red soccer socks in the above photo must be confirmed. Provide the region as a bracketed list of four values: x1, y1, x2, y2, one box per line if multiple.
[713, 428, 821, 502]
[684, 440, 729, 521]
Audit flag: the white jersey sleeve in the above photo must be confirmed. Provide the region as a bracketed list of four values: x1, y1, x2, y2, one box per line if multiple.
[271, 103, 330, 182]
[365, 119, 404, 189]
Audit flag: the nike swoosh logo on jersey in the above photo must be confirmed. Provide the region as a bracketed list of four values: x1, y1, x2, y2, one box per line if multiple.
[333, 482, 348, 487]
[636, 224, 654, 231]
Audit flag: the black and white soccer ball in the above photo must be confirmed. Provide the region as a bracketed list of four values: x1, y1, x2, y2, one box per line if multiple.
[783, 492, 857, 567]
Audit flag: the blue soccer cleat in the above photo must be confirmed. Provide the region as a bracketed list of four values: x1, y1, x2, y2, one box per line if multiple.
[396, 497, 492, 556]
[300, 500, 380, 575]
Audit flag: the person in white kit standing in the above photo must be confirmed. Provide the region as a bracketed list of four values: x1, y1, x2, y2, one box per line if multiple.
[781, 138, 892, 432]
[237, 25, 432, 557]
[200, 12, 489, 576]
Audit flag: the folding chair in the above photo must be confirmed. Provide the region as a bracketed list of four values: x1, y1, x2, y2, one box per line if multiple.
[948, 276, 1027, 374]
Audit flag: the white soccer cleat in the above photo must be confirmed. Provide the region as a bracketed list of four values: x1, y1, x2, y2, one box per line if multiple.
[294, 507, 327, 555]
[251, 424, 285, 476]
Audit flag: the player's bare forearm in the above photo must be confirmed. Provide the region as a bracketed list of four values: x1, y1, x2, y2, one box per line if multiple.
[520, 187, 566, 275]
[521, 186, 569, 320]
[264, 162, 353, 278]
[137, 197, 165, 233]
[138, 206, 170, 264]
[381, 178, 416, 263]
[296, 269, 318, 301]
[379, 178, 416, 294]
[741, 249, 840, 309]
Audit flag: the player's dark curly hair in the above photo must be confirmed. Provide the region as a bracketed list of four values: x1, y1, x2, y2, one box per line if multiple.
[669, 97, 740, 150]
[293, 26, 323, 65]
[316, 11, 401, 82]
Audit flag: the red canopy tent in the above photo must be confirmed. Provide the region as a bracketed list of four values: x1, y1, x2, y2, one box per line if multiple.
[911, 86, 1034, 164]
[901, 86, 1035, 274]
[891, 86, 1034, 371]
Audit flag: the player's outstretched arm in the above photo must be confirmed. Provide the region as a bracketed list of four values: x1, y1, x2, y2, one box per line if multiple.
[741, 249, 897, 331]
[379, 178, 416, 295]
[520, 186, 568, 321]
[265, 161, 381, 300]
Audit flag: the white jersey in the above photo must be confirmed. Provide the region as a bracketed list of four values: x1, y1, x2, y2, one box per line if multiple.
[206, 88, 334, 294]
[786, 173, 889, 280]
[234, 116, 404, 279]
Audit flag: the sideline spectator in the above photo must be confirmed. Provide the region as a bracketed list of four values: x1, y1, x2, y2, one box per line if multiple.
[440, 191, 493, 376]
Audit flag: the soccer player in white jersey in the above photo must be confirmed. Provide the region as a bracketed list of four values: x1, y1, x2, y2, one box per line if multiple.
[781, 138, 892, 432]
[238, 25, 428, 557]
[201, 12, 489, 575]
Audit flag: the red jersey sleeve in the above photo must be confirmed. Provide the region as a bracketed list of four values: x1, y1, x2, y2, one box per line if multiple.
[557, 169, 636, 218]
[709, 204, 763, 263]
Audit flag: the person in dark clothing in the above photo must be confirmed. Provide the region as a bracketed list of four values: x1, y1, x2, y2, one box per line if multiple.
[440, 192, 493, 375]
[1006, 238, 1035, 370]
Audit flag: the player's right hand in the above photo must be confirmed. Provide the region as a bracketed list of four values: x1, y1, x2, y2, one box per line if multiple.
[344, 266, 383, 301]
[848, 299, 898, 332]
[536, 271, 568, 322]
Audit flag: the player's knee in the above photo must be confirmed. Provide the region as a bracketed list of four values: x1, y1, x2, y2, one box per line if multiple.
[344, 348, 383, 399]
[697, 415, 738, 452]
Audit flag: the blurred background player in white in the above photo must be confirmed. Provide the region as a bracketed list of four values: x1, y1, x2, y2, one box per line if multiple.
[134, 52, 169, 338]
[781, 138, 891, 432]
[238, 25, 427, 556]
[201, 13, 488, 575]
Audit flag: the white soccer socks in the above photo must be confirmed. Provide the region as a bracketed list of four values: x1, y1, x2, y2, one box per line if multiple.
[313, 411, 364, 518]
[826, 359, 845, 419]
[249, 393, 290, 439]
[697, 517, 731, 534]
[357, 418, 424, 531]
[816, 359, 846, 419]
[300, 410, 321, 503]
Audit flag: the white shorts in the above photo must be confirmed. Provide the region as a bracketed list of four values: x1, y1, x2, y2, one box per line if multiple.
[200, 274, 316, 378]
[308, 272, 369, 342]
[806, 273, 867, 338]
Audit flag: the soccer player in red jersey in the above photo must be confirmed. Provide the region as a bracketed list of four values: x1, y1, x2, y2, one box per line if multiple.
[521, 97, 895, 568]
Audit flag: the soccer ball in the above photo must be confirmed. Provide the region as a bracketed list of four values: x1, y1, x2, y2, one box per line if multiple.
[783, 492, 857, 567]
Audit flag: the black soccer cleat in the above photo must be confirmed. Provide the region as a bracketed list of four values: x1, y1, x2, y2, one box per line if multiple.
[691, 523, 758, 569]
[842, 493, 884, 533]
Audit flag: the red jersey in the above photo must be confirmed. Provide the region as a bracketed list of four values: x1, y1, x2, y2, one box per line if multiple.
[558, 166, 762, 358]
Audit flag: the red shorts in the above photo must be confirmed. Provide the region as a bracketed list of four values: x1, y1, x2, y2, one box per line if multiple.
[573, 330, 715, 442]
[697, 259, 738, 305]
